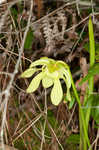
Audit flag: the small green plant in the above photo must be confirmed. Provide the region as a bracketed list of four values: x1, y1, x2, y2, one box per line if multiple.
[24, 28, 34, 50]
[21, 58, 90, 150]
[21, 18, 97, 150]
[79, 18, 99, 150]
[21, 57, 71, 105]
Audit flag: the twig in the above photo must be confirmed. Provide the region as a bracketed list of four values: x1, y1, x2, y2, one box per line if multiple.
[40, 89, 47, 150]
[0, 0, 33, 147]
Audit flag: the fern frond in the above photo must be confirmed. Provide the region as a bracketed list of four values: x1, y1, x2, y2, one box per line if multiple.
[43, 10, 67, 44]
[43, 17, 53, 45]
[0, 5, 11, 32]
[56, 10, 67, 40]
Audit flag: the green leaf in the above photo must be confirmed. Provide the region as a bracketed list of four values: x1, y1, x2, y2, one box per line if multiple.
[24, 28, 34, 49]
[89, 17, 95, 67]
[47, 110, 58, 127]
[26, 72, 43, 93]
[80, 63, 99, 85]
[10, 7, 18, 19]
[10, 7, 18, 27]
[84, 42, 99, 55]
[21, 68, 36, 78]
[83, 95, 93, 116]
[68, 97, 75, 109]
[51, 79, 63, 105]
[91, 95, 99, 124]
[42, 76, 53, 88]
[95, 43, 99, 55]
[84, 42, 99, 61]
[66, 134, 80, 144]
[88, 17, 95, 94]
[96, 54, 99, 61]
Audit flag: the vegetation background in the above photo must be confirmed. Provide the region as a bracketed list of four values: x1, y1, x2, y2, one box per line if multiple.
[0, 0, 99, 150]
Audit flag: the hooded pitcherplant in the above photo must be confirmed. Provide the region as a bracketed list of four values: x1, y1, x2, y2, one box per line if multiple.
[21, 57, 71, 105]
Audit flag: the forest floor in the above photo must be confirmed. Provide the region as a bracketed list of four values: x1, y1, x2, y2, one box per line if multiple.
[0, 0, 99, 150]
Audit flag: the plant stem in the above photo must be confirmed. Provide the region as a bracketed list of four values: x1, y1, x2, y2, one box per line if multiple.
[68, 69, 90, 148]
[86, 16, 95, 138]
[83, 17, 95, 150]
[88, 17, 95, 93]
[79, 117, 87, 150]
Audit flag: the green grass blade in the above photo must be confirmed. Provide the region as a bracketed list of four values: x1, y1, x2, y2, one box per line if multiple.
[88, 17, 95, 93]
